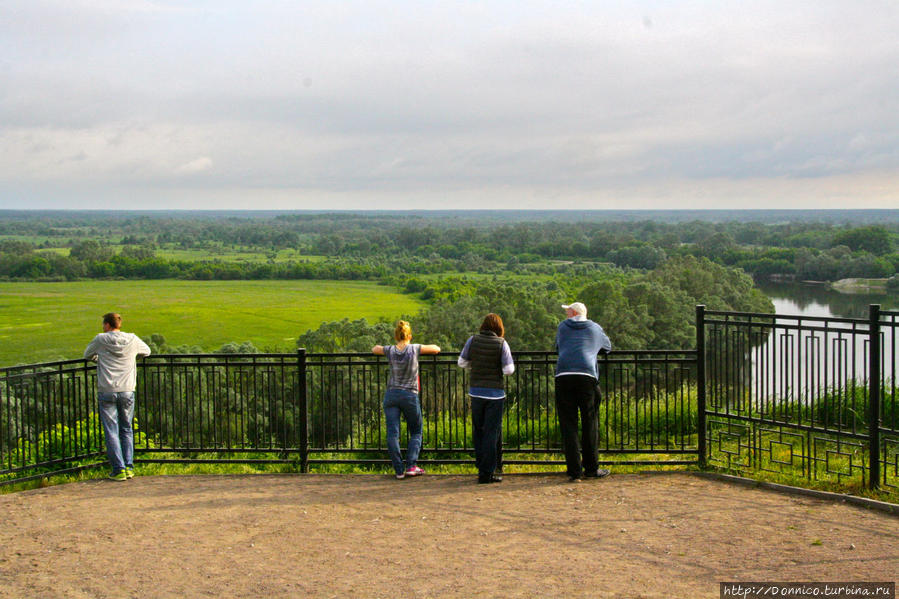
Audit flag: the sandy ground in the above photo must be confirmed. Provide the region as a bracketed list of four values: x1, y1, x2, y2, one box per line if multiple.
[1, 472, 897, 599]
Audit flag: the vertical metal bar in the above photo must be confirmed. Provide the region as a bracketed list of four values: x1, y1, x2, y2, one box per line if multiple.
[696, 305, 707, 468]
[298, 349, 308, 473]
[1, 369, 8, 470]
[868, 304, 881, 489]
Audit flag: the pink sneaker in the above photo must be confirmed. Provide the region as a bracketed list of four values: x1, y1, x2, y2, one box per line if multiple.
[404, 466, 425, 477]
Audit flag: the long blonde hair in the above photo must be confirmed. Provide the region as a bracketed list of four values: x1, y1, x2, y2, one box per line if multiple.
[394, 320, 412, 342]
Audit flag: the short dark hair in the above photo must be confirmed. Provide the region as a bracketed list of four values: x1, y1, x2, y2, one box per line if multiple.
[103, 313, 122, 329]
[480, 313, 504, 338]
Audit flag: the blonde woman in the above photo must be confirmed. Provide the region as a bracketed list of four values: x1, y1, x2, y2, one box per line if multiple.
[373, 321, 441, 479]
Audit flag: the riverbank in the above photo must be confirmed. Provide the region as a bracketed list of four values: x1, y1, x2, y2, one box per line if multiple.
[830, 278, 889, 294]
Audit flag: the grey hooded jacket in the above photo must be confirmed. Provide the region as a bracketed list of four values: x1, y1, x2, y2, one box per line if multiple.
[83, 331, 151, 393]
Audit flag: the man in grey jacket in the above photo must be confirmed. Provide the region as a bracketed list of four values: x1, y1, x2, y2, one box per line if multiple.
[84, 313, 151, 481]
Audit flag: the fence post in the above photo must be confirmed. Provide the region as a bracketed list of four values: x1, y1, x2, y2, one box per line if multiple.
[298, 348, 309, 474]
[696, 305, 707, 468]
[868, 305, 881, 490]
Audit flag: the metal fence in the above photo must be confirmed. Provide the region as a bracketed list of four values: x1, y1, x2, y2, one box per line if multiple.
[3, 305, 897, 491]
[699, 304, 899, 490]
[1, 349, 698, 484]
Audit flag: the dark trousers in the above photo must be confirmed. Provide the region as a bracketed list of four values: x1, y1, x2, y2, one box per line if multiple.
[555, 375, 599, 478]
[471, 397, 504, 480]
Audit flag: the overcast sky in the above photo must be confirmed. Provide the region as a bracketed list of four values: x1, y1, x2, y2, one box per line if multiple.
[2, 1, 898, 210]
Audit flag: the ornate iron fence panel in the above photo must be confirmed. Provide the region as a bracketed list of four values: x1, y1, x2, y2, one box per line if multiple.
[702, 305, 898, 489]
[880, 309, 899, 490]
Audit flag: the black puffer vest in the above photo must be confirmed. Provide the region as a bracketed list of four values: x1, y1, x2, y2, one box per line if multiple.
[468, 331, 505, 390]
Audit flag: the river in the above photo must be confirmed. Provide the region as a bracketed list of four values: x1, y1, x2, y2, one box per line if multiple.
[756, 282, 898, 320]
[747, 282, 897, 400]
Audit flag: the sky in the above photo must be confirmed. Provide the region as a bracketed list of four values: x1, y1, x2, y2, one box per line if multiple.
[1, 0, 898, 211]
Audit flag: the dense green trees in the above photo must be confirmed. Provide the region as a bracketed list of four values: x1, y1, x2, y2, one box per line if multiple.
[2, 212, 898, 283]
[3, 212, 897, 283]
[832, 226, 893, 255]
[298, 256, 771, 352]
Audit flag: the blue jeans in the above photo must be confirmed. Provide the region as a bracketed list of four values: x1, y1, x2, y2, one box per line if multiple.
[470, 397, 504, 480]
[383, 388, 423, 475]
[98, 391, 135, 474]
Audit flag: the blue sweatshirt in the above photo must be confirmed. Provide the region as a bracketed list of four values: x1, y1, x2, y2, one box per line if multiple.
[554, 318, 612, 379]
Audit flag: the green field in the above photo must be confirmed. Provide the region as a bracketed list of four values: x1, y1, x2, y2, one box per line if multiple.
[33, 245, 327, 263]
[0, 280, 423, 367]
[155, 247, 325, 263]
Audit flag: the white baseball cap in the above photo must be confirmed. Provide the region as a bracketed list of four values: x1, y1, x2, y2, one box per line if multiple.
[561, 302, 587, 317]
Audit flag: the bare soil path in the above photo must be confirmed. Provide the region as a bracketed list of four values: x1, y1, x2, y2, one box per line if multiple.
[1, 472, 897, 598]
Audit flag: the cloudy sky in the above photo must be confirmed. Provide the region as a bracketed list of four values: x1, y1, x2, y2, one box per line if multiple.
[2, 0, 897, 210]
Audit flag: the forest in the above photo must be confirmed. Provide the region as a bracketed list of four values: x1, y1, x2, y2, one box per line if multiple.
[1, 210, 897, 356]
[1, 210, 897, 284]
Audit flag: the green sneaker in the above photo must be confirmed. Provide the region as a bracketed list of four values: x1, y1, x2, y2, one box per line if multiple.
[108, 470, 127, 482]
[125, 467, 135, 479]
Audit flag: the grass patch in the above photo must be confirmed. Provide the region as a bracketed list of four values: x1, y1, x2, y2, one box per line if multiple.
[0, 279, 423, 366]
[154, 247, 325, 263]
[1, 450, 698, 494]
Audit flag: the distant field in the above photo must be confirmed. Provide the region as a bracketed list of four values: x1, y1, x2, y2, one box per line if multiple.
[32, 245, 326, 264]
[154, 247, 325, 263]
[0, 280, 423, 367]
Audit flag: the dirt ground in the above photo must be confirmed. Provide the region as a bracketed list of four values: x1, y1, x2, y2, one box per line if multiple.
[1, 472, 897, 599]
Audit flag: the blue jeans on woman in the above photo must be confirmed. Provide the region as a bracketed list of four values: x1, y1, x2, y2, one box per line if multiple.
[383, 388, 423, 475]
[98, 391, 135, 474]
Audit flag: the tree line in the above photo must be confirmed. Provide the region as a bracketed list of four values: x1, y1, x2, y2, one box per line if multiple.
[298, 256, 772, 353]
[1, 212, 897, 283]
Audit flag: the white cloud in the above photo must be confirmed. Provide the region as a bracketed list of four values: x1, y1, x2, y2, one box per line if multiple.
[1, 1, 898, 209]
[175, 156, 213, 175]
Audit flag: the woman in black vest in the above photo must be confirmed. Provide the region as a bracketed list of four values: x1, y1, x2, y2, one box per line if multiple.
[457, 313, 515, 484]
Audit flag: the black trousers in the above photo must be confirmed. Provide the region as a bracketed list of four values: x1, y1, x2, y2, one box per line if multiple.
[554, 375, 599, 478]
[470, 397, 504, 479]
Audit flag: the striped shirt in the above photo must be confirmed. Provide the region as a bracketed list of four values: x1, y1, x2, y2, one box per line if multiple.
[384, 344, 421, 392]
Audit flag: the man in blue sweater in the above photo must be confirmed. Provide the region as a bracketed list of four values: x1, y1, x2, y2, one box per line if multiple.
[555, 302, 612, 482]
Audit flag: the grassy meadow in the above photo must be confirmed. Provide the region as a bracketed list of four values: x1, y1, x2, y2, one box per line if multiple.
[35, 245, 326, 263]
[0, 280, 423, 367]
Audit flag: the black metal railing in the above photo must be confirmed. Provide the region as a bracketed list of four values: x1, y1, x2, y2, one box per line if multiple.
[302, 350, 698, 463]
[3, 305, 896, 492]
[699, 304, 898, 490]
[2, 348, 698, 484]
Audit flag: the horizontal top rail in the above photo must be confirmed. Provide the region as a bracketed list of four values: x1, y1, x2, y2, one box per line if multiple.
[704, 319, 869, 334]
[704, 310, 867, 327]
[705, 306, 899, 326]
[0, 357, 96, 374]
[2, 349, 701, 375]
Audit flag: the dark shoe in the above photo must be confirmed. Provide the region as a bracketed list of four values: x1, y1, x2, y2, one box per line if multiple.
[584, 468, 610, 479]
[492, 470, 503, 482]
[478, 475, 498, 484]
[568, 475, 583, 483]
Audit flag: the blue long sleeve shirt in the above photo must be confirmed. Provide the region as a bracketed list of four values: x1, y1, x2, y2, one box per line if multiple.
[554, 318, 612, 379]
